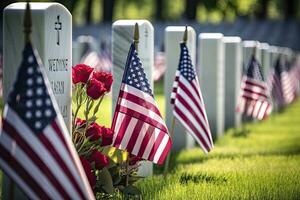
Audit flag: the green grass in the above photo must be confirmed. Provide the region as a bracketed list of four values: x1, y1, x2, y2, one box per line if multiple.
[135, 99, 300, 199]
[2, 80, 300, 199]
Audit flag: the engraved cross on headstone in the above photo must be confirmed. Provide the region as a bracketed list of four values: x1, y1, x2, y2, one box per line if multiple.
[55, 15, 62, 45]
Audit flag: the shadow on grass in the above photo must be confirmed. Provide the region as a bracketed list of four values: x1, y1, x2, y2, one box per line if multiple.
[154, 144, 300, 175]
[179, 172, 227, 185]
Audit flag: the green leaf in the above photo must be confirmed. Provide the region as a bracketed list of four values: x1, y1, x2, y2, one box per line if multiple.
[98, 168, 115, 194]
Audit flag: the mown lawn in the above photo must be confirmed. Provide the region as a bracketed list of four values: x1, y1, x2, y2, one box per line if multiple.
[1, 80, 300, 199]
[135, 99, 300, 199]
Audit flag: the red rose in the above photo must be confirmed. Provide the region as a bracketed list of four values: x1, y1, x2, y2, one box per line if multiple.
[72, 64, 93, 84]
[80, 156, 96, 188]
[86, 122, 102, 141]
[89, 150, 109, 170]
[101, 127, 114, 147]
[92, 71, 113, 92]
[75, 118, 86, 128]
[86, 78, 106, 100]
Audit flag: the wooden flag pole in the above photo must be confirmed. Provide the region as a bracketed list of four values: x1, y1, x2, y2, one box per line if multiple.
[8, 2, 32, 199]
[125, 23, 139, 187]
[163, 26, 188, 175]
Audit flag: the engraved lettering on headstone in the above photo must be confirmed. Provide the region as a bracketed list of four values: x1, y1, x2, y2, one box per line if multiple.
[144, 27, 148, 48]
[59, 105, 68, 118]
[55, 15, 62, 45]
[50, 81, 65, 94]
[48, 58, 68, 72]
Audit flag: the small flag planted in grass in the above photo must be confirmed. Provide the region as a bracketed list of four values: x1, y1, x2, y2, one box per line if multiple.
[111, 43, 172, 165]
[170, 42, 214, 153]
[237, 55, 272, 120]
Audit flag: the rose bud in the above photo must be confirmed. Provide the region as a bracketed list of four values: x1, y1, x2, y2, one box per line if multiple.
[72, 64, 93, 84]
[86, 122, 102, 141]
[86, 78, 106, 100]
[89, 150, 109, 170]
[101, 127, 114, 147]
[92, 71, 113, 92]
[80, 156, 96, 188]
[75, 118, 86, 128]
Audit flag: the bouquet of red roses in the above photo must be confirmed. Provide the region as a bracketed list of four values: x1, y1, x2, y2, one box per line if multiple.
[72, 64, 142, 199]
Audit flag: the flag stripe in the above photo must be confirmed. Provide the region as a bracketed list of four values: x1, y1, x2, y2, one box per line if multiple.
[174, 105, 211, 151]
[173, 110, 209, 153]
[2, 120, 71, 199]
[116, 104, 168, 133]
[118, 118, 138, 149]
[174, 103, 212, 150]
[119, 90, 162, 117]
[0, 131, 60, 199]
[0, 143, 50, 199]
[4, 107, 87, 200]
[39, 132, 86, 200]
[131, 123, 150, 155]
[113, 114, 132, 148]
[118, 95, 165, 127]
[156, 137, 172, 164]
[125, 120, 144, 153]
[148, 130, 165, 161]
[0, 157, 39, 200]
[136, 126, 155, 158]
[175, 93, 211, 141]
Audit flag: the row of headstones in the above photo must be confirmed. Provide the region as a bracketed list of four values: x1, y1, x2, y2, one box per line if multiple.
[2, 4, 298, 198]
[111, 20, 297, 176]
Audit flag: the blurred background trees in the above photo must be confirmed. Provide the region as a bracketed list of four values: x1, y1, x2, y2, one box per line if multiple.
[0, 0, 300, 25]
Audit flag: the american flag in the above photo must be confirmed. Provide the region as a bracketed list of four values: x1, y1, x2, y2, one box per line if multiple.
[111, 43, 171, 165]
[269, 58, 286, 107]
[80, 50, 112, 72]
[237, 55, 272, 120]
[170, 43, 213, 153]
[0, 43, 94, 200]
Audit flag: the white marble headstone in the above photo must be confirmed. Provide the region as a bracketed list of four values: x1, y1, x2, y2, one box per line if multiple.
[269, 46, 280, 69]
[259, 43, 271, 80]
[198, 33, 225, 139]
[4, 3, 72, 130]
[242, 41, 262, 70]
[223, 36, 242, 129]
[112, 20, 154, 177]
[3, 3, 72, 199]
[164, 26, 196, 151]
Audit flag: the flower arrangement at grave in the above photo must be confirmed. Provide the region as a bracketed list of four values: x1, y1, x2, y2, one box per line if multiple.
[72, 64, 143, 199]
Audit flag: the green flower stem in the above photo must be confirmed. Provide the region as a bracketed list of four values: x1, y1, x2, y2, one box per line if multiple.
[72, 84, 86, 135]
[93, 94, 105, 117]
[84, 97, 92, 134]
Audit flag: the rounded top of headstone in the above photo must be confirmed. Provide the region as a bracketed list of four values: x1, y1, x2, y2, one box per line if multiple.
[222, 36, 241, 43]
[259, 43, 269, 50]
[269, 45, 280, 53]
[243, 40, 260, 48]
[112, 20, 153, 30]
[4, 2, 71, 20]
[165, 26, 195, 33]
[199, 33, 223, 39]
[5, 2, 69, 12]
